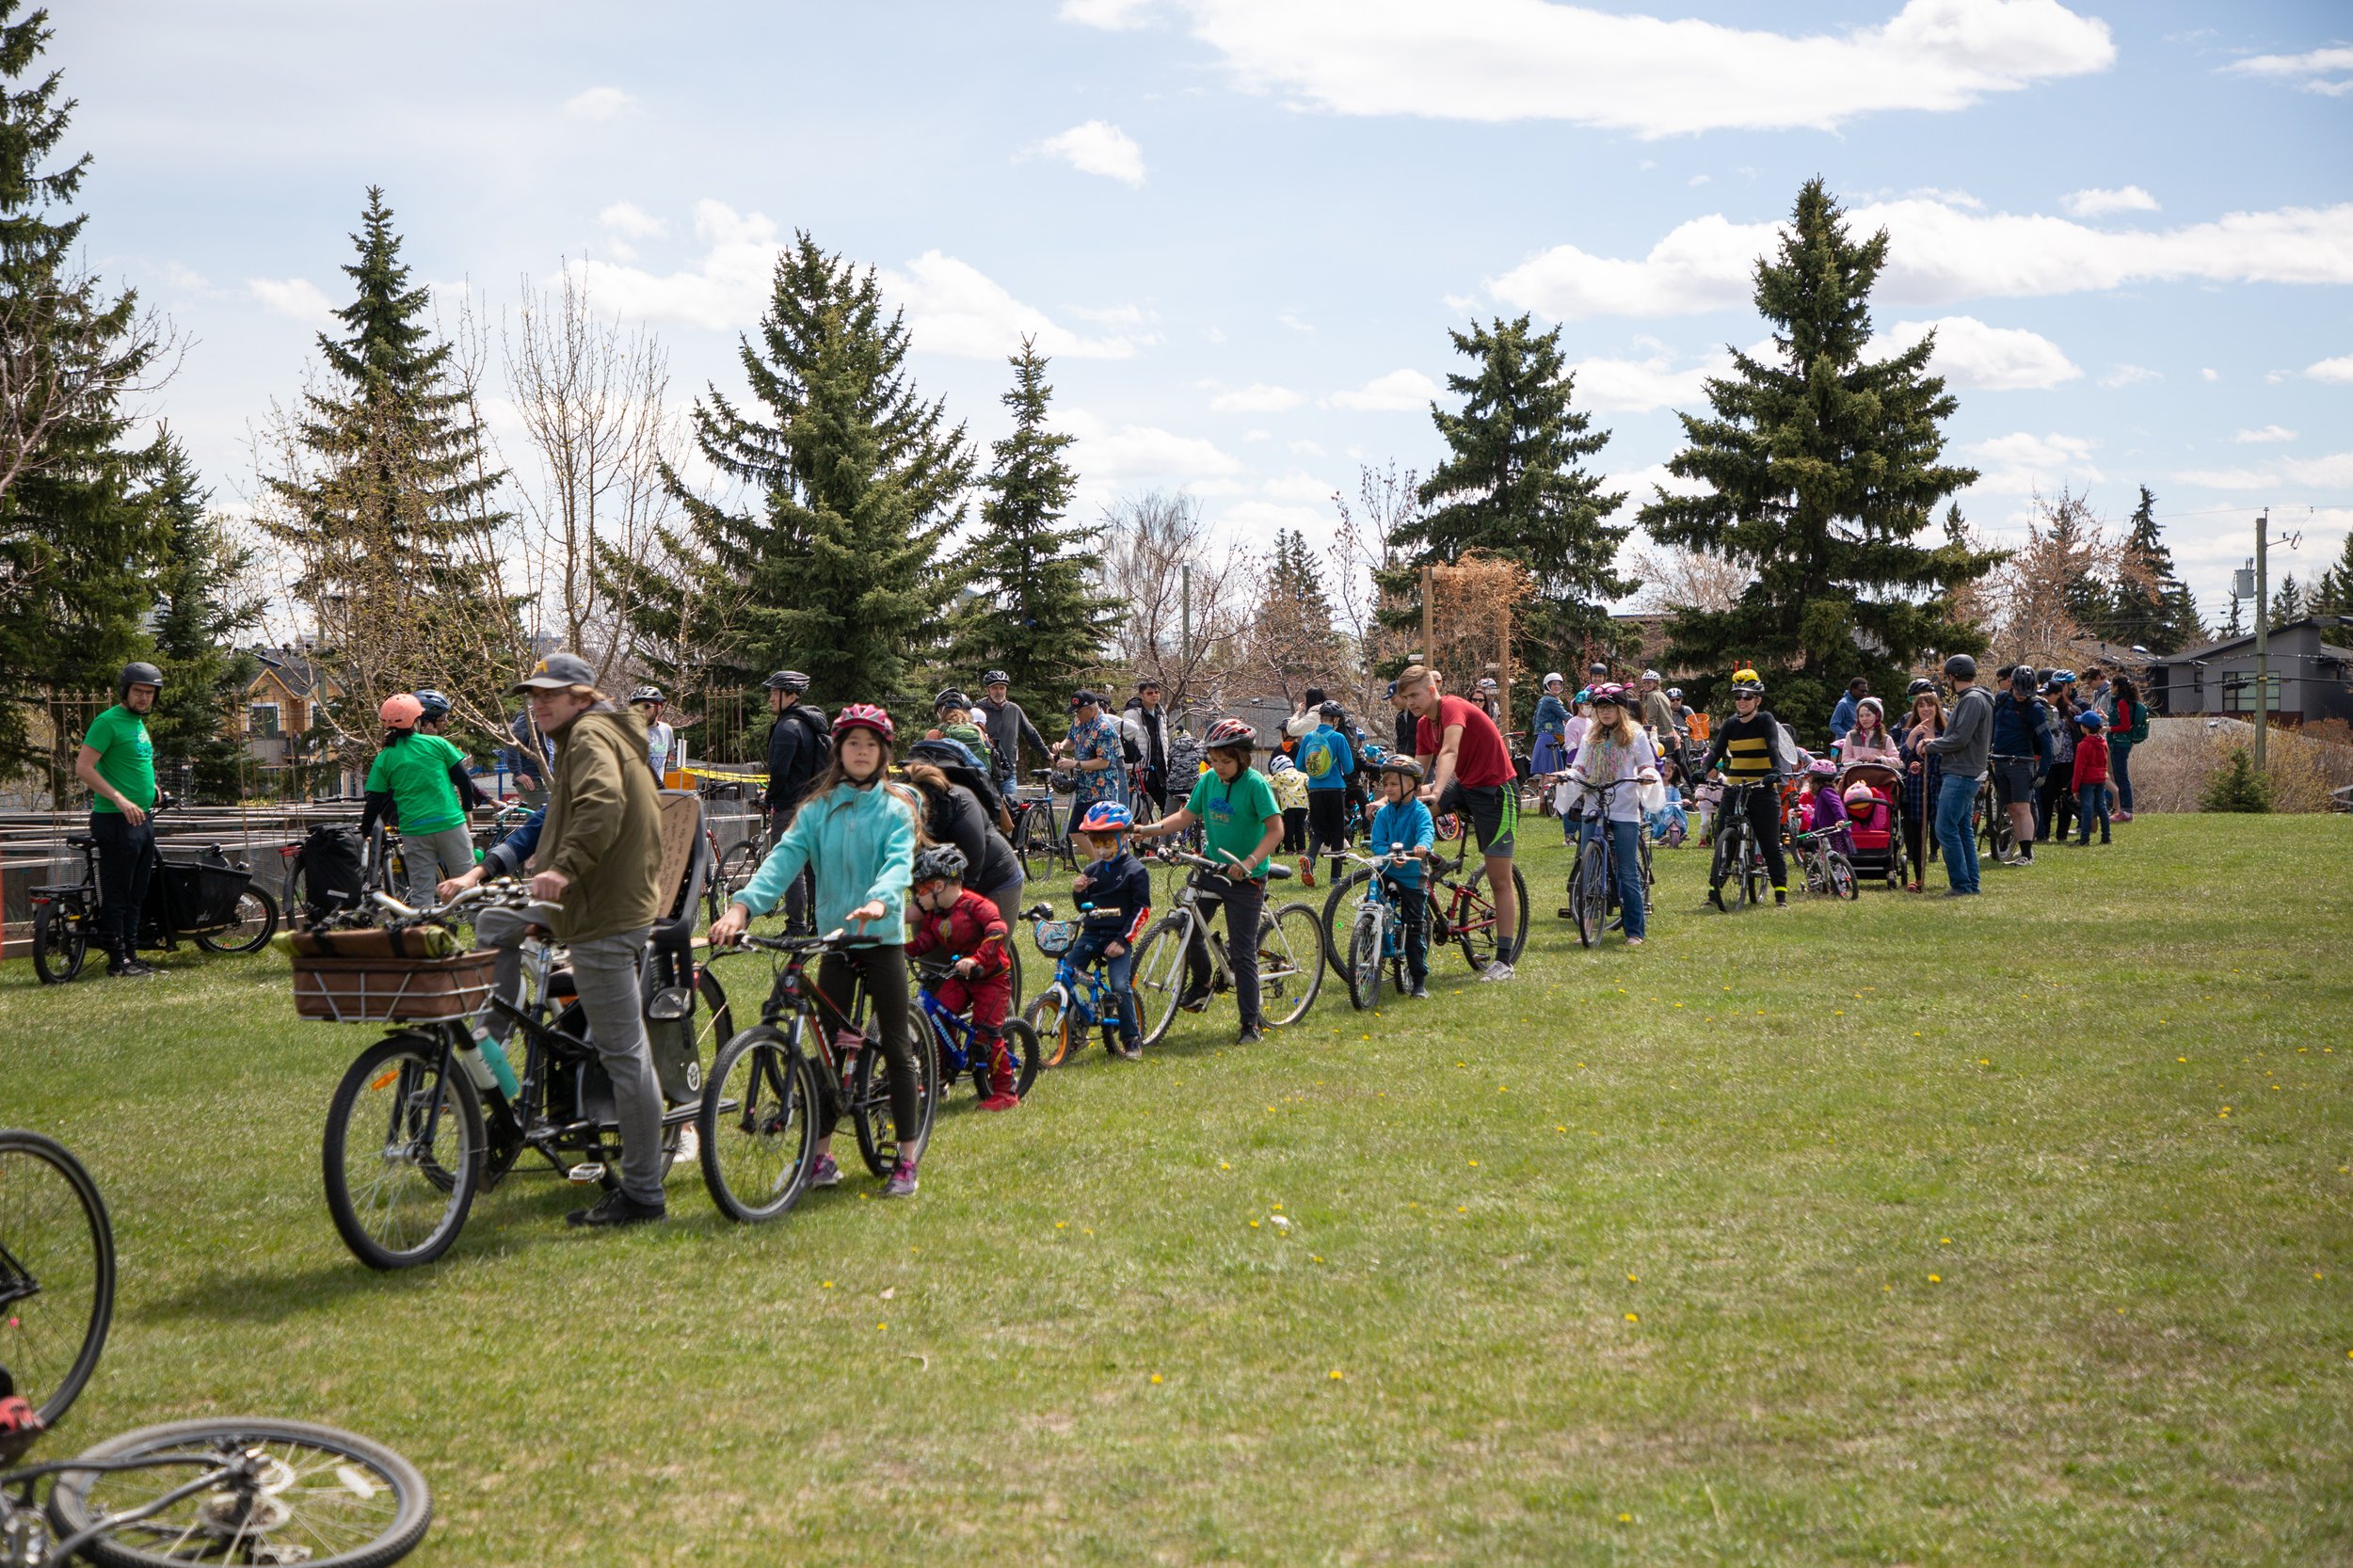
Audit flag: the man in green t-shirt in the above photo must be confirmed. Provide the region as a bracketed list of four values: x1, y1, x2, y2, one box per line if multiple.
[1129, 716, 1285, 1045]
[74, 662, 165, 977]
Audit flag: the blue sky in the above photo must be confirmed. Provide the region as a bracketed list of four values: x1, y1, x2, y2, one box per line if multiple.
[54, 0, 2353, 623]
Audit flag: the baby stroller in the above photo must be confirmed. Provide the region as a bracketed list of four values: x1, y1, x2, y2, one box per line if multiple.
[1836, 761, 1907, 888]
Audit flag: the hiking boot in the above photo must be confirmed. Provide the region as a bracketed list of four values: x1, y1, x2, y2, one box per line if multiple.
[884, 1159, 920, 1197]
[566, 1190, 665, 1228]
[809, 1154, 842, 1188]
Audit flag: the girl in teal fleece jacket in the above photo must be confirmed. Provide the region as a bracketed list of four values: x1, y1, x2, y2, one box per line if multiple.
[711, 706, 926, 1195]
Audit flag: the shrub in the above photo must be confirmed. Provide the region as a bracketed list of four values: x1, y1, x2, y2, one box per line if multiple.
[2201, 747, 2273, 812]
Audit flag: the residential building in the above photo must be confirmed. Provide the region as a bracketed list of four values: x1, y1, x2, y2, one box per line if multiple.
[2144, 616, 2353, 727]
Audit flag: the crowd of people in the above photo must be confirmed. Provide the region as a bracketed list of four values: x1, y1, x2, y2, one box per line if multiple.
[59, 640, 2152, 1227]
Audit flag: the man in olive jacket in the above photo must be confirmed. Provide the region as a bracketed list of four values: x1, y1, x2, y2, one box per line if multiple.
[514, 652, 669, 1227]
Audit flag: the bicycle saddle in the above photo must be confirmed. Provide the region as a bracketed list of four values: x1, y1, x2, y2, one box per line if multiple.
[64, 833, 93, 848]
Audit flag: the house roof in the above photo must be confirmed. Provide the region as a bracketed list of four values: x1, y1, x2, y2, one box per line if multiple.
[247, 647, 335, 699]
[2152, 615, 2353, 666]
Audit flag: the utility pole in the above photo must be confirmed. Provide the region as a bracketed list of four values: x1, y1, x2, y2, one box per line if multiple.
[1179, 563, 1192, 715]
[2254, 508, 2268, 770]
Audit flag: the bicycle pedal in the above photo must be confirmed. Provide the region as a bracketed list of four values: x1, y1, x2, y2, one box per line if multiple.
[566, 1162, 607, 1185]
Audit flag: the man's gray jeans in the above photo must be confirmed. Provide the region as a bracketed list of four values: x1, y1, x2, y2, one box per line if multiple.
[470, 907, 664, 1208]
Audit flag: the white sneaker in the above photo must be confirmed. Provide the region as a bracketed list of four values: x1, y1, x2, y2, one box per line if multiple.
[671, 1123, 699, 1173]
[1478, 961, 1515, 983]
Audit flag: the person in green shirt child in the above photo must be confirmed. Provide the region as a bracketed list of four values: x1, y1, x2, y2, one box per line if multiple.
[1128, 715, 1285, 1045]
[74, 662, 165, 976]
[362, 693, 478, 906]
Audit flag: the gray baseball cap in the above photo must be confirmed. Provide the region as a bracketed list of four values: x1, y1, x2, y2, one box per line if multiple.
[510, 651, 597, 693]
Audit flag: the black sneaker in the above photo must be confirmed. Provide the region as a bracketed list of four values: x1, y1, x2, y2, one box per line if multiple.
[1408, 981, 1430, 1000]
[566, 1190, 666, 1228]
[1176, 988, 1211, 1014]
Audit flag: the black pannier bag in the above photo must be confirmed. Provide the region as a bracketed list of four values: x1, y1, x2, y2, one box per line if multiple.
[295, 824, 366, 926]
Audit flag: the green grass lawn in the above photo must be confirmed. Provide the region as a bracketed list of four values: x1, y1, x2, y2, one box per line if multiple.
[6, 814, 2349, 1566]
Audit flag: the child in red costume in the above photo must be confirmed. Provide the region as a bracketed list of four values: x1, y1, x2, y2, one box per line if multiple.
[905, 846, 1019, 1111]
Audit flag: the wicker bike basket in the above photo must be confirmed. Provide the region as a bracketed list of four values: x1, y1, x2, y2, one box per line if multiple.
[1031, 919, 1079, 957]
[290, 949, 499, 1024]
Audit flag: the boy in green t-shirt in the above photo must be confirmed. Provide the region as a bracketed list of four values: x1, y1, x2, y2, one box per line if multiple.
[362, 693, 479, 906]
[74, 662, 165, 976]
[1128, 716, 1284, 1045]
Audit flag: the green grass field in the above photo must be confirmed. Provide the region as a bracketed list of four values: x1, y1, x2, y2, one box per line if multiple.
[6, 813, 2349, 1566]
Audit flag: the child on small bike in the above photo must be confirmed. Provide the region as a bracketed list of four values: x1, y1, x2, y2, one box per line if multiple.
[1368, 755, 1435, 999]
[1129, 717, 1285, 1045]
[1798, 758, 1852, 853]
[710, 703, 926, 1197]
[1065, 801, 1151, 1059]
[904, 843, 1019, 1111]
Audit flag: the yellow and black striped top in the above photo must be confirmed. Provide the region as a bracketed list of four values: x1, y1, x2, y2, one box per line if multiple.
[1706, 711, 1780, 780]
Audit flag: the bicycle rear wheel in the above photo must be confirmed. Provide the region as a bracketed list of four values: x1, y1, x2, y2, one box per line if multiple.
[321, 1032, 482, 1271]
[1257, 903, 1325, 1027]
[31, 901, 88, 984]
[0, 1129, 114, 1429]
[192, 888, 279, 953]
[1318, 866, 1370, 973]
[47, 1416, 432, 1568]
[1451, 863, 1530, 970]
[698, 1025, 819, 1224]
[1570, 841, 1606, 948]
[1128, 917, 1192, 1047]
[1345, 906, 1385, 1011]
[851, 1029, 938, 1177]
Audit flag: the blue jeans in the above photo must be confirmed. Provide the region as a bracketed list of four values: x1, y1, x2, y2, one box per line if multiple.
[1579, 816, 1646, 939]
[1064, 930, 1139, 1043]
[2076, 785, 2110, 843]
[2109, 739, 2134, 812]
[1934, 772, 1979, 892]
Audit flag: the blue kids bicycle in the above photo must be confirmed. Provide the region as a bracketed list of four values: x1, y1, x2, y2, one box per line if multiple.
[910, 956, 1041, 1102]
[1333, 845, 1425, 1011]
[1017, 904, 1132, 1067]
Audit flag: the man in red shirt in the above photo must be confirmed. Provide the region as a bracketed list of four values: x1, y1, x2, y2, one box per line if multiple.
[1400, 664, 1521, 980]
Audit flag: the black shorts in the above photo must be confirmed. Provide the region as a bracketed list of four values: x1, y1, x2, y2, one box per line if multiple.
[1440, 780, 1516, 857]
[1991, 758, 2037, 807]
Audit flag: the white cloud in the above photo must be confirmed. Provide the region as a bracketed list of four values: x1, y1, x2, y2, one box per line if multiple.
[1032, 120, 1146, 185]
[1053, 408, 1239, 479]
[2173, 451, 2353, 492]
[247, 277, 332, 321]
[2287, 451, 2353, 488]
[1329, 367, 1438, 411]
[2220, 45, 2353, 96]
[1965, 431, 2103, 493]
[2060, 184, 2158, 218]
[1487, 195, 2353, 319]
[162, 262, 210, 292]
[1213, 499, 1332, 549]
[882, 251, 1149, 360]
[2308, 354, 2353, 383]
[599, 201, 666, 239]
[570, 200, 781, 330]
[2171, 464, 2273, 490]
[1689, 174, 1711, 187]
[2098, 363, 2161, 388]
[565, 87, 634, 121]
[1866, 315, 2080, 390]
[1060, 0, 1156, 27]
[1124, 0, 2113, 138]
[1566, 349, 1726, 413]
[1209, 382, 1304, 413]
[1262, 471, 1337, 504]
[2233, 425, 2297, 444]
[1277, 311, 1315, 333]
[1241, 429, 1272, 442]
[1288, 439, 1327, 456]
[2201, 367, 2220, 381]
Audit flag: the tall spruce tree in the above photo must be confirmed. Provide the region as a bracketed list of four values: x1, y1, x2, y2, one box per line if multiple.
[0, 1, 166, 787]
[2103, 485, 2201, 653]
[632, 233, 973, 718]
[2309, 529, 2353, 617]
[952, 338, 1116, 696]
[1396, 315, 1628, 672]
[1641, 178, 1994, 731]
[143, 431, 258, 800]
[2268, 572, 2306, 629]
[263, 186, 512, 735]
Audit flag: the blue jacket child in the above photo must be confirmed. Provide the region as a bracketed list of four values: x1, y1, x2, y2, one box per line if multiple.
[1067, 843, 1152, 1054]
[1365, 792, 1434, 990]
[1300, 722, 1354, 792]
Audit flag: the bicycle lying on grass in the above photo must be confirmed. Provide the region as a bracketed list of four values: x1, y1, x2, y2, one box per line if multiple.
[2, 1128, 431, 1566]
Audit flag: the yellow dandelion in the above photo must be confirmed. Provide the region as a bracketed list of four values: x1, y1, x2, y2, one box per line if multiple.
[1625, 1312, 1639, 1322]
[1627, 1272, 1639, 1283]
[1329, 1368, 1344, 1381]
[1618, 1512, 1633, 1524]
[1150, 1373, 1163, 1384]
[1939, 1237, 1952, 1245]
[1929, 1273, 1942, 1283]
[1250, 1220, 1260, 1228]
[821, 1280, 834, 1289]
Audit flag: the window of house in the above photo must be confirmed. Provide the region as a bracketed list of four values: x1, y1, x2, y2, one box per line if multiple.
[249, 702, 281, 737]
[2220, 673, 2281, 712]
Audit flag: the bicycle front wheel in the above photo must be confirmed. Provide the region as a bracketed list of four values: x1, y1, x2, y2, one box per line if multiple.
[1570, 841, 1606, 948]
[1001, 1017, 1042, 1099]
[1024, 986, 1078, 1068]
[1345, 906, 1385, 1011]
[1257, 903, 1325, 1027]
[321, 1032, 482, 1271]
[1319, 866, 1371, 973]
[698, 1025, 819, 1224]
[193, 887, 279, 953]
[1828, 852, 1860, 901]
[1128, 917, 1193, 1047]
[0, 1128, 114, 1428]
[31, 901, 87, 984]
[47, 1416, 432, 1568]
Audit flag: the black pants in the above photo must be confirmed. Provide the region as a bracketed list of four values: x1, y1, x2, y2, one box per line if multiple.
[1391, 880, 1429, 985]
[1137, 770, 1168, 821]
[1281, 808, 1307, 853]
[1184, 874, 1264, 1032]
[2037, 767, 2074, 841]
[90, 811, 158, 961]
[1307, 790, 1349, 879]
[815, 945, 920, 1148]
[1723, 785, 1787, 892]
[766, 809, 815, 934]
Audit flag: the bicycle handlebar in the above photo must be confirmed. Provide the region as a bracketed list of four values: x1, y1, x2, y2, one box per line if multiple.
[729, 927, 852, 955]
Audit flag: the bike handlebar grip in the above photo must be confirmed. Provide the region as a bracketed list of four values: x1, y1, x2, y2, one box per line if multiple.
[373, 891, 419, 918]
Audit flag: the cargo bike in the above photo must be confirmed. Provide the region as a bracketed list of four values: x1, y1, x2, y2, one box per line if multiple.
[27, 808, 279, 984]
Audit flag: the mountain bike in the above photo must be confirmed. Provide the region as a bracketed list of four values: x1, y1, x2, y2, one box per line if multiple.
[1016, 904, 1138, 1066]
[911, 956, 1039, 1101]
[1792, 826, 1861, 900]
[1561, 778, 1655, 947]
[1707, 778, 1776, 911]
[1127, 854, 1322, 1045]
[1977, 775, 2018, 863]
[317, 882, 731, 1269]
[1008, 772, 1080, 878]
[27, 809, 279, 984]
[696, 929, 940, 1224]
[1, 1131, 432, 1566]
[1333, 848, 1422, 1010]
[1423, 838, 1529, 972]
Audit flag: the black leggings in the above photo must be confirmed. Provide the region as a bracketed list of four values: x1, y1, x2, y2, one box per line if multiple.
[815, 945, 920, 1147]
[1725, 784, 1788, 891]
[1308, 790, 1349, 878]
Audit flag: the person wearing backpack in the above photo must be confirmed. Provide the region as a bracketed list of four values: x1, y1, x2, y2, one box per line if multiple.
[761, 668, 828, 931]
[1299, 700, 1355, 888]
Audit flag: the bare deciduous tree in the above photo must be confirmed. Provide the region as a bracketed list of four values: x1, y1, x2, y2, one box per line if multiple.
[1328, 461, 1418, 713]
[0, 277, 180, 504]
[1969, 488, 2130, 673]
[1625, 537, 1749, 614]
[1099, 490, 1257, 726]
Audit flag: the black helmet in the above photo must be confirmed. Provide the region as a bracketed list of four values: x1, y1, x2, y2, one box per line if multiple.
[413, 688, 453, 721]
[1942, 653, 1977, 680]
[934, 688, 970, 714]
[628, 685, 665, 706]
[912, 844, 968, 885]
[117, 662, 162, 699]
[1317, 699, 1345, 722]
[1907, 678, 1936, 697]
[762, 669, 809, 692]
[981, 669, 1010, 687]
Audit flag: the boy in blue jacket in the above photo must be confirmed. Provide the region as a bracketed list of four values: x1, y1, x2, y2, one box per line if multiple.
[1368, 755, 1436, 1000]
[1300, 699, 1356, 888]
[1066, 800, 1152, 1058]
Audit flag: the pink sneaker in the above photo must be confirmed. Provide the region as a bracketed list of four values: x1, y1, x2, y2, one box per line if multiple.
[884, 1159, 920, 1197]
